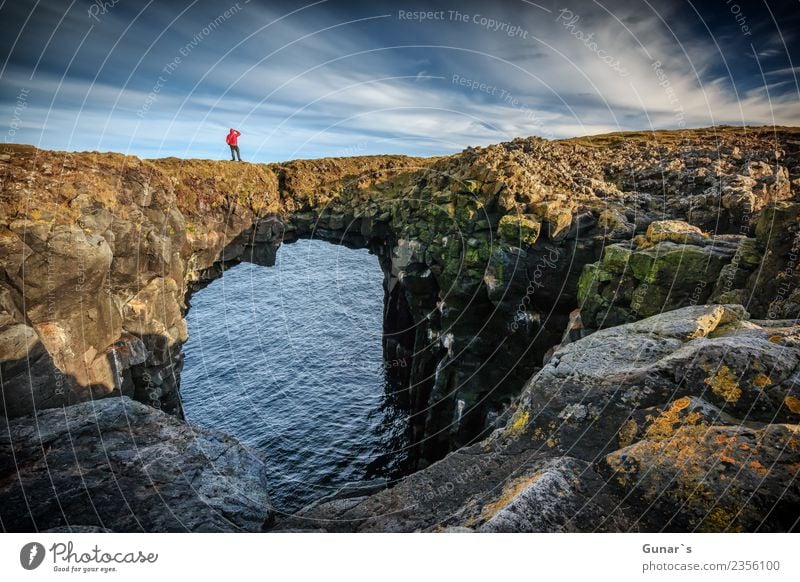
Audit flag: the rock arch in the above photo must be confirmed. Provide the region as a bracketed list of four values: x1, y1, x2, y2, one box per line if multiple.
[3, 127, 798, 469]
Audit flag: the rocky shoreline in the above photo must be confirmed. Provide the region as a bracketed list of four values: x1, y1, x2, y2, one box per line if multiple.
[279, 305, 798, 532]
[1, 126, 799, 531]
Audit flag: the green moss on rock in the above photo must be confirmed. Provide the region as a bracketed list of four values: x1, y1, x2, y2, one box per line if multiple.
[497, 214, 541, 246]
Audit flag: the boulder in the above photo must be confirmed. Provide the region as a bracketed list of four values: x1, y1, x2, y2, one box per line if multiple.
[0, 397, 272, 532]
[644, 219, 707, 245]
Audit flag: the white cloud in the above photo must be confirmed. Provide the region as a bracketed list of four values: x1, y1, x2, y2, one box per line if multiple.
[3, 0, 797, 160]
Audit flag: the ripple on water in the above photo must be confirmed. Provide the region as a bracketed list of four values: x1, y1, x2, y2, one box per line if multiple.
[181, 239, 410, 512]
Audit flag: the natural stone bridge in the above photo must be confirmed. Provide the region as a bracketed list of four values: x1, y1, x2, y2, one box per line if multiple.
[2, 128, 799, 464]
[2, 127, 800, 532]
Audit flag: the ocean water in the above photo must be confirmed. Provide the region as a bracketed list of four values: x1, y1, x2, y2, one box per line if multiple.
[181, 239, 410, 514]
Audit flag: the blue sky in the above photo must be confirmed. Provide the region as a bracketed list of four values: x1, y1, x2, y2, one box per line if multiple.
[1, 0, 798, 162]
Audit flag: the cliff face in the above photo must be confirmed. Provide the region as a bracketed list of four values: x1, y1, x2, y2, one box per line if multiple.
[1, 126, 799, 473]
[0, 128, 800, 529]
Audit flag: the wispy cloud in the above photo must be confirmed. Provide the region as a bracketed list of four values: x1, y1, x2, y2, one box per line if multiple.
[1, 0, 797, 161]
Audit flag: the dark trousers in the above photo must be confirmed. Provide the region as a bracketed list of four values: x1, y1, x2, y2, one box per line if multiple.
[229, 144, 241, 161]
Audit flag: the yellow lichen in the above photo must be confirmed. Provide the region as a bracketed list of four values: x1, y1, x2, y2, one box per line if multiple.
[753, 374, 772, 389]
[506, 410, 529, 436]
[784, 395, 800, 415]
[617, 419, 639, 448]
[704, 365, 742, 403]
[699, 506, 744, 533]
[479, 473, 542, 522]
[645, 397, 702, 440]
[529, 423, 559, 448]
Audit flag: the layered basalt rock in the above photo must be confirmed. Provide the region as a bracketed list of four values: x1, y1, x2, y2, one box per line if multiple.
[1, 126, 798, 472]
[577, 204, 800, 331]
[578, 220, 750, 328]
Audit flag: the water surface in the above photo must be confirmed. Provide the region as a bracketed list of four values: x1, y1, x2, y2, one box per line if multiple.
[181, 239, 409, 513]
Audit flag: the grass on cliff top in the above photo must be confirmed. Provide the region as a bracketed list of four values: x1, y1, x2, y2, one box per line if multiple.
[153, 153, 443, 216]
[559, 125, 800, 148]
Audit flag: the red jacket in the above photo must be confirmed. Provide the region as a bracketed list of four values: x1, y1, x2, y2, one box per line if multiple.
[226, 129, 241, 146]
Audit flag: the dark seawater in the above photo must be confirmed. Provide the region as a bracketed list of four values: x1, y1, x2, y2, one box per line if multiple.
[181, 239, 409, 513]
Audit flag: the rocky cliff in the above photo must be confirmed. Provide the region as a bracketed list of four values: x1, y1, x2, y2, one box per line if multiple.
[1, 126, 799, 531]
[277, 305, 800, 532]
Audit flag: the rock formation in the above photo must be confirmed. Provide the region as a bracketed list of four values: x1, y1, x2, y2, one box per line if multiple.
[1, 397, 271, 532]
[1, 126, 799, 531]
[275, 305, 800, 532]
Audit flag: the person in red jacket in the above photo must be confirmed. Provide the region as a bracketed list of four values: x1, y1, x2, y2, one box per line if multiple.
[226, 128, 242, 161]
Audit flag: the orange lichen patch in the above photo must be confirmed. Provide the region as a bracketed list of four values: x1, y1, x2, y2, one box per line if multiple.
[704, 365, 742, 403]
[479, 472, 542, 522]
[753, 374, 772, 389]
[617, 419, 639, 448]
[607, 423, 799, 531]
[644, 397, 703, 440]
[784, 395, 800, 415]
[604, 451, 639, 486]
[715, 433, 731, 444]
